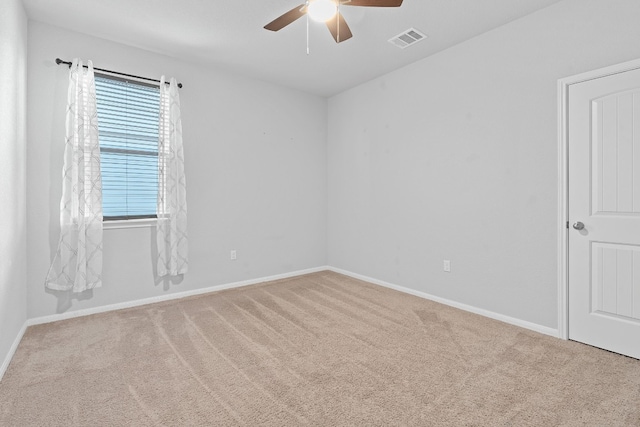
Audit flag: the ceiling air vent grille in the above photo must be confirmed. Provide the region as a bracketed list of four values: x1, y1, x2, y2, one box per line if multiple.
[388, 28, 427, 49]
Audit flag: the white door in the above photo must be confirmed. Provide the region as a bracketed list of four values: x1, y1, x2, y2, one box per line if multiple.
[568, 65, 640, 359]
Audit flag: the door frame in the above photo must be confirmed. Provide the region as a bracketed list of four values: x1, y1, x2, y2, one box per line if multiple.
[557, 57, 640, 340]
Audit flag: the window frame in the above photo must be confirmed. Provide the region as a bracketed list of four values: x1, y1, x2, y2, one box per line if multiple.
[103, 217, 157, 229]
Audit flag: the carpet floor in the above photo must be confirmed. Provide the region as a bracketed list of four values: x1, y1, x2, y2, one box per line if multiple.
[1, 271, 639, 426]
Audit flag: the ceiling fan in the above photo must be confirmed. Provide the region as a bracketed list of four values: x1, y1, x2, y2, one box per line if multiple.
[264, 0, 404, 44]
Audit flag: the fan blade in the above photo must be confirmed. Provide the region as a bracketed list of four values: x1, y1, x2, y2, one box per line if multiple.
[264, 4, 306, 31]
[343, 0, 403, 6]
[326, 12, 353, 43]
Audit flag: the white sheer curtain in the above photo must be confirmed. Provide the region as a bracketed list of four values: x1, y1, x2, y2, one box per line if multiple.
[157, 76, 188, 277]
[45, 59, 103, 292]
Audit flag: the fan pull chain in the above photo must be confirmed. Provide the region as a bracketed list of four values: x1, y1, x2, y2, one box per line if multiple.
[337, 1, 340, 42]
[306, 13, 310, 55]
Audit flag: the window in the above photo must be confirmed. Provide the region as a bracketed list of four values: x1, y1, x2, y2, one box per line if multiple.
[94, 74, 160, 220]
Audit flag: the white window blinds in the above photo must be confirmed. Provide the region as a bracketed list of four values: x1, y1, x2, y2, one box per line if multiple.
[95, 74, 160, 220]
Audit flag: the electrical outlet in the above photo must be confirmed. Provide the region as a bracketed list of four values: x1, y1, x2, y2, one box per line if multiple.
[443, 260, 451, 272]
[230, 250, 237, 260]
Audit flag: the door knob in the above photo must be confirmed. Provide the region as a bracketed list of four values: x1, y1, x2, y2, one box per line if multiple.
[572, 221, 585, 230]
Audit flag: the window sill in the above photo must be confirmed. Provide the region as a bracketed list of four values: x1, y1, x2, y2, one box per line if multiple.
[103, 218, 157, 230]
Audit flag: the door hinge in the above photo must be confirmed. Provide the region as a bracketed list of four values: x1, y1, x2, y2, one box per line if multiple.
[566, 221, 569, 229]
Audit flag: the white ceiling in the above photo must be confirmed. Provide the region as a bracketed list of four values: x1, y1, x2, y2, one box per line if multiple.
[22, 0, 564, 97]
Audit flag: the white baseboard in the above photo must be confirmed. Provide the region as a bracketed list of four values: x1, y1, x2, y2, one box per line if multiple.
[0, 321, 28, 382]
[327, 266, 559, 338]
[27, 266, 329, 327]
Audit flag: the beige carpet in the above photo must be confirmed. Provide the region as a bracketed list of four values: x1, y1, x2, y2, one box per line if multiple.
[1, 271, 639, 426]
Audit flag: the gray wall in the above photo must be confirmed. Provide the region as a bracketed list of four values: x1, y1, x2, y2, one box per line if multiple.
[0, 0, 28, 372]
[27, 22, 328, 319]
[21, 0, 640, 334]
[327, 0, 640, 329]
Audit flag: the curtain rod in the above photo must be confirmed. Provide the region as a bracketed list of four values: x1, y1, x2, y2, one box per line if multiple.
[55, 58, 183, 88]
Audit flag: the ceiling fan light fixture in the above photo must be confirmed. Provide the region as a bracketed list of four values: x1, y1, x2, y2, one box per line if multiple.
[307, 0, 338, 22]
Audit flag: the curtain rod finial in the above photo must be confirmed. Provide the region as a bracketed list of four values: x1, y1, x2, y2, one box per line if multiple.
[55, 58, 62, 65]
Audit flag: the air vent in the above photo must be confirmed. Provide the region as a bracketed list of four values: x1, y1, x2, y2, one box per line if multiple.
[388, 28, 427, 49]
